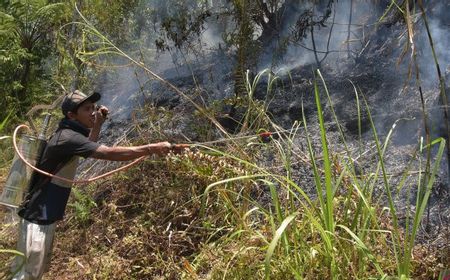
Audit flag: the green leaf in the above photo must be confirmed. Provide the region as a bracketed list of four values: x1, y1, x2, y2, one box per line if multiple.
[264, 212, 298, 279]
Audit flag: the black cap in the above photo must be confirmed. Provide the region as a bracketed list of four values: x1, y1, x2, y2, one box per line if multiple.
[61, 90, 101, 116]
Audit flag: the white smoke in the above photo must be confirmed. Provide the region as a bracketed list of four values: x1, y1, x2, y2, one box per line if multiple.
[419, 1, 450, 88]
[272, 0, 383, 74]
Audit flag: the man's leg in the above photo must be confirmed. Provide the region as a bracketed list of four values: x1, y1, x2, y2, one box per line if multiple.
[11, 219, 56, 280]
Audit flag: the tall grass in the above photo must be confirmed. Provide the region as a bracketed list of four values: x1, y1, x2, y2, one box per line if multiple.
[0, 112, 14, 169]
[0, 249, 25, 278]
[46, 4, 447, 278]
[194, 69, 445, 279]
[0, 110, 14, 133]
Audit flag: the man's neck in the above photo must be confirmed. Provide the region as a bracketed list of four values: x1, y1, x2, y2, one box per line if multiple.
[59, 118, 91, 137]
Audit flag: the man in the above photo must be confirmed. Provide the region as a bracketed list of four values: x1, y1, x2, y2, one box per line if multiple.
[12, 90, 184, 279]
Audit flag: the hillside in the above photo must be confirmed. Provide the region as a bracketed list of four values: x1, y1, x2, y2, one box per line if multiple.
[1, 0, 449, 279]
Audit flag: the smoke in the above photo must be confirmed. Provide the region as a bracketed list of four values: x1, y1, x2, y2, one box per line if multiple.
[200, 20, 225, 50]
[89, 0, 449, 126]
[272, 0, 383, 74]
[416, 1, 450, 89]
[94, 65, 146, 120]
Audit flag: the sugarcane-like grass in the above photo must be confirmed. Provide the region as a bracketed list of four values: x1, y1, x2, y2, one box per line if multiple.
[1, 4, 447, 276]
[192, 69, 445, 279]
[0, 69, 445, 280]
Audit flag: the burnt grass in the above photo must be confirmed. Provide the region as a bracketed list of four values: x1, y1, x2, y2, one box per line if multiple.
[1, 56, 449, 278]
[42, 58, 449, 278]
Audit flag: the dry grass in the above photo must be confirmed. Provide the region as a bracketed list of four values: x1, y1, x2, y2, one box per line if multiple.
[41, 150, 247, 279]
[0, 138, 447, 279]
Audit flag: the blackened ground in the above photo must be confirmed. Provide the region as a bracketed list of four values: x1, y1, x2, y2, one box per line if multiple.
[73, 12, 449, 276]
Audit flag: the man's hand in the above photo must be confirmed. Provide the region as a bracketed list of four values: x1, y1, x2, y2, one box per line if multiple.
[146, 142, 190, 155]
[94, 105, 109, 126]
[170, 144, 190, 154]
[89, 105, 109, 142]
[148, 141, 172, 155]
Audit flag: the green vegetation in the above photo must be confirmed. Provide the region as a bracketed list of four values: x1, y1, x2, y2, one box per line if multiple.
[2, 69, 447, 279]
[0, 0, 449, 279]
[0, 0, 69, 122]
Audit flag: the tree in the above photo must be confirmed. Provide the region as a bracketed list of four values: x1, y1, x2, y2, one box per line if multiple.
[0, 0, 68, 120]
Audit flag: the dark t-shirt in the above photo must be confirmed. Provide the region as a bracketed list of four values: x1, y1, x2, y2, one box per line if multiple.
[18, 123, 100, 224]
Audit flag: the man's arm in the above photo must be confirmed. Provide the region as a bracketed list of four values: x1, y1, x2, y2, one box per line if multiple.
[90, 142, 172, 161]
[89, 124, 102, 142]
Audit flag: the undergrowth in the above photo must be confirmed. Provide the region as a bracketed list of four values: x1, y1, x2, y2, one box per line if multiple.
[0, 70, 449, 279]
[0, 2, 449, 279]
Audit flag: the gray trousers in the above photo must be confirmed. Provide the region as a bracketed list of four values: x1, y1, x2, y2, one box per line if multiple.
[11, 219, 56, 280]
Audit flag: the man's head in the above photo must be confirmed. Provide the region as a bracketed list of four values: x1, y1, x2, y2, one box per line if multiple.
[61, 90, 101, 128]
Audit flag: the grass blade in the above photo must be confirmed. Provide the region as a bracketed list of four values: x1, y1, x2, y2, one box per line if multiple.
[264, 213, 298, 279]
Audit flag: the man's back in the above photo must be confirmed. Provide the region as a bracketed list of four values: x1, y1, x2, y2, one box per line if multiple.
[18, 119, 100, 224]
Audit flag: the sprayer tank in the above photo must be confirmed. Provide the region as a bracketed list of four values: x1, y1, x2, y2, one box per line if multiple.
[0, 136, 46, 208]
[0, 114, 51, 208]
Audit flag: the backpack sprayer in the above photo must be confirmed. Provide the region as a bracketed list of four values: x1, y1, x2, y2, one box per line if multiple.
[0, 94, 65, 209]
[0, 113, 51, 208]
